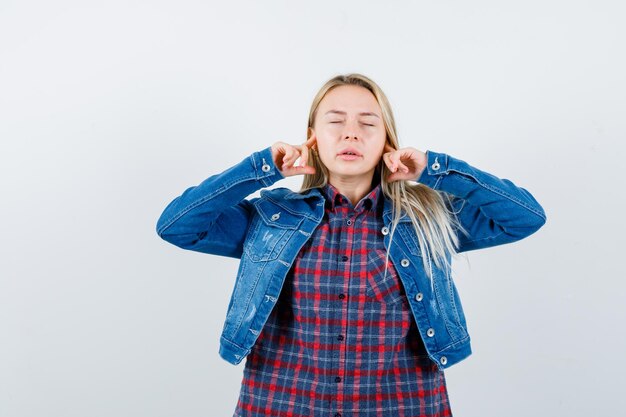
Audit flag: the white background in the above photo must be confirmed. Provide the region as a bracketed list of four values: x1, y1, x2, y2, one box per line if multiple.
[1, 1, 624, 416]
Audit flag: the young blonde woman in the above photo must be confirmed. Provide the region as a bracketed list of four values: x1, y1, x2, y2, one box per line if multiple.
[156, 73, 546, 416]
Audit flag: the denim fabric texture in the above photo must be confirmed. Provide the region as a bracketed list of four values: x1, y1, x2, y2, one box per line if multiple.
[156, 146, 546, 370]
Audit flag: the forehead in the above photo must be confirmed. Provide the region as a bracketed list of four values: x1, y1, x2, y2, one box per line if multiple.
[318, 85, 381, 115]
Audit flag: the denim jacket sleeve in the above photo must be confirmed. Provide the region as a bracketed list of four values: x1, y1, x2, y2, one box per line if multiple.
[417, 150, 547, 253]
[155, 146, 284, 258]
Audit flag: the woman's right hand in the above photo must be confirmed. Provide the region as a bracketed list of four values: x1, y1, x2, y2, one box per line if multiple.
[271, 137, 317, 177]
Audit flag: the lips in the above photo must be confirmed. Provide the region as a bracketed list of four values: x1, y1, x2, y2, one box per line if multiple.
[337, 147, 362, 157]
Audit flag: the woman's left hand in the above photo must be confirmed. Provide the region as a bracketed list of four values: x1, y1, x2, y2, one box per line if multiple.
[383, 143, 428, 182]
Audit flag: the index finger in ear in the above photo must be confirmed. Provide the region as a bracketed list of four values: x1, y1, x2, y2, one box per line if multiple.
[304, 135, 317, 149]
[384, 143, 396, 154]
[300, 140, 310, 167]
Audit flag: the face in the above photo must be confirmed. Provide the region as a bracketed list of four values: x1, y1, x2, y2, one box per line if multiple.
[310, 85, 387, 185]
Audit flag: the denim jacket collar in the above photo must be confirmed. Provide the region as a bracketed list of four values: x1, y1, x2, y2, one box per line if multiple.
[275, 184, 412, 224]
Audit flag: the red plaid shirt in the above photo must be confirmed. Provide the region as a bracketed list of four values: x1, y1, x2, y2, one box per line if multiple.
[234, 182, 453, 417]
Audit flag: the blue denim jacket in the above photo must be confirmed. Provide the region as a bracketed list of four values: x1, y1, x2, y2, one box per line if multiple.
[156, 146, 546, 369]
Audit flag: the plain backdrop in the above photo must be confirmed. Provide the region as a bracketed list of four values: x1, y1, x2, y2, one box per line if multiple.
[1, 1, 624, 416]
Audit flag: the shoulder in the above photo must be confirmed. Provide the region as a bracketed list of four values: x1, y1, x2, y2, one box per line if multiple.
[260, 187, 298, 200]
[260, 186, 321, 201]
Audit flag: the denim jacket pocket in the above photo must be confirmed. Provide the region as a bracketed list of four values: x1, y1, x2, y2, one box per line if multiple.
[365, 249, 408, 306]
[243, 198, 304, 262]
[432, 267, 467, 340]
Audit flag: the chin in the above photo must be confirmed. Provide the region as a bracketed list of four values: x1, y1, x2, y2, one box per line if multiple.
[332, 167, 373, 177]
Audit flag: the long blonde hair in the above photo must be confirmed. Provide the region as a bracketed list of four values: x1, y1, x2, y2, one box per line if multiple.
[300, 73, 468, 288]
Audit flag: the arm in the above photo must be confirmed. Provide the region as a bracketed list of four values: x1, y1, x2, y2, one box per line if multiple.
[155, 146, 284, 258]
[417, 150, 547, 253]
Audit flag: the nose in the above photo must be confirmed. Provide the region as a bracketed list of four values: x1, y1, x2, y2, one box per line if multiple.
[343, 120, 360, 141]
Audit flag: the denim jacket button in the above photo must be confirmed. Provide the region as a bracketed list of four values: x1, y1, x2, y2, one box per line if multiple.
[400, 258, 410, 267]
[271, 213, 280, 221]
[415, 292, 423, 302]
[381, 226, 389, 235]
[261, 164, 271, 172]
[440, 356, 448, 365]
[431, 162, 440, 170]
[427, 328, 435, 337]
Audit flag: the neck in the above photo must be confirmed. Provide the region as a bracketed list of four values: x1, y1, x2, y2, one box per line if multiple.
[328, 172, 375, 207]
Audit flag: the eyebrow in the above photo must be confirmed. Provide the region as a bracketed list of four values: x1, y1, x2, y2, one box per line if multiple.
[324, 110, 380, 118]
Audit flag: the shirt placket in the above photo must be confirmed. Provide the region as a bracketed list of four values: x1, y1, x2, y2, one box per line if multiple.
[329, 196, 367, 417]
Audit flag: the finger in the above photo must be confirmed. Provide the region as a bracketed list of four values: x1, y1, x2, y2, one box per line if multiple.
[384, 142, 395, 153]
[283, 164, 316, 177]
[282, 146, 300, 167]
[292, 145, 305, 167]
[384, 149, 400, 169]
[305, 135, 317, 149]
[280, 148, 292, 168]
[274, 143, 288, 166]
[387, 147, 401, 163]
[382, 152, 397, 172]
[391, 149, 412, 173]
[286, 153, 302, 169]
[398, 149, 420, 172]
[300, 141, 309, 167]
[294, 165, 316, 175]
[302, 135, 316, 162]
[396, 159, 410, 173]
[306, 135, 318, 156]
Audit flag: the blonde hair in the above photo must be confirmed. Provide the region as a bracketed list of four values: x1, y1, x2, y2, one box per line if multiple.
[300, 73, 468, 288]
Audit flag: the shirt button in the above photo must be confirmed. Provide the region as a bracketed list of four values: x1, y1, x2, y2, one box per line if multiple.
[337, 335, 344, 341]
[335, 413, 342, 417]
[261, 163, 271, 172]
[400, 258, 410, 267]
[440, 356, 448, 365]
[338, 293, 345, 299]
[415, 292, 423, 302]
[381, 226, 389, 235]
[427, 328, 435, 337]
[341, 255, 349, 262]
[346, 219, 352, 226]
[335, 376, 342, 383]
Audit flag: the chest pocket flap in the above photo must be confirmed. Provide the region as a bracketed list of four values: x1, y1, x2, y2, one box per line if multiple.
[244, 199, 304, 262]
[255, 199, 303, 229]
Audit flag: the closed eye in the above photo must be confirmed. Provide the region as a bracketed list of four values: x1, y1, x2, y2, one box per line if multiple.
[329, 121, 375, 126]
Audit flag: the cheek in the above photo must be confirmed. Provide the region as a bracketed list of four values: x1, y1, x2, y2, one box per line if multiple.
[314, 137, 333, 156]
[367, 155, 383, 169]
[315, 144, 334, 164]
[321, 150, 336, 164]
[369, 146, 385, 166]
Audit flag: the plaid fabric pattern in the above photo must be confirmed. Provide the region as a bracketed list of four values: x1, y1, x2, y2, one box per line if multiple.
[234, 183, 452, 417]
